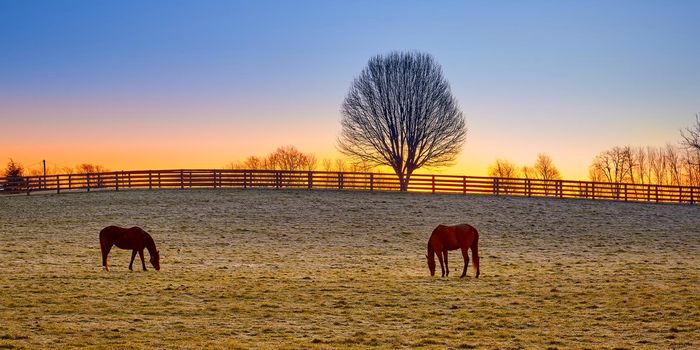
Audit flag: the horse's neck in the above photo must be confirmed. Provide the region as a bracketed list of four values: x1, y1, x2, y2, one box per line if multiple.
[144, 235, 157, 254]
[427, 240, 435, 258]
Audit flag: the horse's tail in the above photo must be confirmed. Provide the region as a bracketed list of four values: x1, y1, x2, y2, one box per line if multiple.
[471, 229, 480, 278]
[99, 227, 111, 268]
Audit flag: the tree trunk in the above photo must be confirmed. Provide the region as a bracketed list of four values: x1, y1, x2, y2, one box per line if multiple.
[398, 171, 413, 192]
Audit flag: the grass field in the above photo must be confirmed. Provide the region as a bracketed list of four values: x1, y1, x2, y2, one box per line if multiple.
[0, 189, 698, 349]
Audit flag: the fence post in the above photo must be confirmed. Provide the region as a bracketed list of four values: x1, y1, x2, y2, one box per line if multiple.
[624, 183, 627, 201]
[308, 171, 313, 190]
[463, 176, 467, 195]
[655, 186, 659, 203]
[243, 172, 248, 189]
[338, 173, 344, 190]
[690, 186, 694, 205]
[149, 171, 152, 190]
[370, 173, 374, 192]
[115, 172, 119, 191]
[180, 170, 184, 189]
[679, 186, 683, 204]
[591, 182, 595, 199]
[56, 175, 60, 194]
[87, 174, 90, 192]
[527, 179, 532, 197]
[493, 178, 499, 195]
[558, 180, 562, 198]
[68, 174, 72, 190]
[432, 175, 436, 193]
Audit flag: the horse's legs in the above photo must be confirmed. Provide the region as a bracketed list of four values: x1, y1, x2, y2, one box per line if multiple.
[101, 243, 112, 271]
[138, 249, 147, 271]
[437, 251, 445, 277]
[443, 250, 449, 277]
[460, 247, 469, 278]
[129, 250, 137, 271]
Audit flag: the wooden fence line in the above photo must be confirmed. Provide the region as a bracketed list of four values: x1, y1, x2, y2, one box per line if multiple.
[0, 169, 697, 205]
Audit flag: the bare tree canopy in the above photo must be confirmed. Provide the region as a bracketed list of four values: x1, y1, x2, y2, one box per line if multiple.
[488, 159, 519, 178]
[229, 146, 317, 171]
[338, 51, 466, 190]
[533, 153, 562, 181]
[681, 113, 700, 152]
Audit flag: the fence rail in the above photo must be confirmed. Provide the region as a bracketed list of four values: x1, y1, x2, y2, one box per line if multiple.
[0, 169, 697, 205]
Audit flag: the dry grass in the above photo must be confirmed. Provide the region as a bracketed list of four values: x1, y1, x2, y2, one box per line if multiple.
[0, 189, 698, 349]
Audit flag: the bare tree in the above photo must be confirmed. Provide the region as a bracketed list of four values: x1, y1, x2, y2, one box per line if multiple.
[521, 166, 535, 179]
[338, 52, 466, 191]
[487, 159, 519, 178]
[533, 153, 561, 181]
[533, 153, 561, 195]
[664, 144, 682, 186]
[267, 146, 315, 171]
[243, 156, 262, 170]
[589, 146, 633, 183]
[322, 158, 333, 172]
[632, 146, 647, 184]
[75, 163, 108, 174]
[335, 159, 346, 172]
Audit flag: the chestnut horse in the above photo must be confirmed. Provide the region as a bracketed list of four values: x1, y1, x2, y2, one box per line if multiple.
[100, 226, 160, 271]
[426, 224, 480, 278]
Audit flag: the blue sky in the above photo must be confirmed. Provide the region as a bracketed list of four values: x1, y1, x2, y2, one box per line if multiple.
[1, 1, 699, 177]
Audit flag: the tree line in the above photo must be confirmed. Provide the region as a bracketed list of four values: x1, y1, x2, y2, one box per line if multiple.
[487, 153, 562, 181]
[586, 115, 699, 186]
[487, 115, 700, 187]
[226, 145, 373, 173]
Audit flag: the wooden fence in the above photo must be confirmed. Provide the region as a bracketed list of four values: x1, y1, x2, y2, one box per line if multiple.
[0, 169, 697, 205]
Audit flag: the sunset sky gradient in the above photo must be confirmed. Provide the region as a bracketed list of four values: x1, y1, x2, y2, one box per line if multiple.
[2, 1, 699, 179]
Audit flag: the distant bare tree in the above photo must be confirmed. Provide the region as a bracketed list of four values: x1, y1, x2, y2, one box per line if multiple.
[335, 159, 346, 172]
[632, 146, 648, 184]
[589, 146, 633, 183]
[267, 146, 316, 171]
[338, 52, 466, 191]
[533, 153, 561, 181]
[664, 144, 682, 186]
[648, 147, 667, 185]
[487, 159, 519, 178]
[243, 156, 262, 170]
[521, 166, 535, 179]
[322, 159, 333, 172]
[682, 150, 700, 187]
[75, 163, 108, 174]
[532, 153, 561, 195]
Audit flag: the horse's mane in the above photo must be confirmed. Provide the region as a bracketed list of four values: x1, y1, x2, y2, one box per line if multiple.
[138, 228, 158, 255]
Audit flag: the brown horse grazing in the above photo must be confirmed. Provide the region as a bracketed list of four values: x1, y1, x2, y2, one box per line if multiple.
[426, 224, 480, 278]
[99, 226, 160, 271]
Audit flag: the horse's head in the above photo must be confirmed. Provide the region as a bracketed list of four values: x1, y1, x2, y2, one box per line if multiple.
[150, 250, 160, 271]
[426, 254, 436, 276]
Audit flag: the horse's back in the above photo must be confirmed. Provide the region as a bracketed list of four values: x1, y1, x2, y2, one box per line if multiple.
[431, 224, 478, 250]
[99, 226, 146, 249]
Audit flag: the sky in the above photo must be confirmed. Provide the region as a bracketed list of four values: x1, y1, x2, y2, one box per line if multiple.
[1, 0, 699, 179]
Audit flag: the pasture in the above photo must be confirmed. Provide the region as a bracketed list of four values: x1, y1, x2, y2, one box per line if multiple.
[0, 189, 698, 349]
